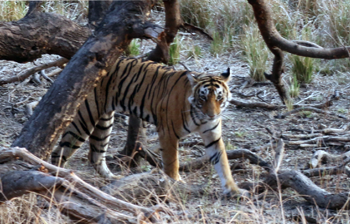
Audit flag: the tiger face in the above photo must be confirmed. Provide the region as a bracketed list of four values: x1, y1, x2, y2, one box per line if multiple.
[188, 68, 231, 121]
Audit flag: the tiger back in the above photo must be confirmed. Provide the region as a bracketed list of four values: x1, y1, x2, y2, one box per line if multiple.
[51, 57, 242, 195]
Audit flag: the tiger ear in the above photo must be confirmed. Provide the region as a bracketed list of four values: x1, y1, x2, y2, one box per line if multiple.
[220, 67, 231, 82]
[187, 72, 199, 87]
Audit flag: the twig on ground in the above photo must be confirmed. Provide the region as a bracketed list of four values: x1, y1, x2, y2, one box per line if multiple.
[25, 97, 42, 116]
[0, 58, 68, 85]
[230, 92, 337, 110]
[179, 148, 271, 172]
[272, 139, 284, 173]
[114, 142, 163, 168]
[181, 22, 213, 40]
[309, 150, 350, 168]
[276, 106, 349, 120]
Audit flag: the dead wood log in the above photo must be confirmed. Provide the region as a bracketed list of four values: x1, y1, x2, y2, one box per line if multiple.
[12, 0, 162, 159]
[88, 1, 112, 27]
[302, 164, 350, 178]
[248, 0, 350, 59]
[112, 142, 163, 169]
[0, 8, 90, 63]
[0, 147, 161, 223]
[0, 57, 68, 85]
[147, 0, 182, 63]
[240, 170, 350, 209]
[237, 138, 350, 209]
[268, 171, 350, 209]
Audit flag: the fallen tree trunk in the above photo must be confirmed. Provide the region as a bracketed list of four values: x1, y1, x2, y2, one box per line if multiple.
[0, 147, 161, 223]
[0, 8, 90, 63]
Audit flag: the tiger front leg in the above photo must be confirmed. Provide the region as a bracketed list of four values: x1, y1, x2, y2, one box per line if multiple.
[159, 135, 181, 181]
[200, 123, 247, 196]
[206, 138, 240, 194]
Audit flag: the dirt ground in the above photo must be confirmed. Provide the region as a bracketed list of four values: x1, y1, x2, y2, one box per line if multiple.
[1, 19, 350, 224]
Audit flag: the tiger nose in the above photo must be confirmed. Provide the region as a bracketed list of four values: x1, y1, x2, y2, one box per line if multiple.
[209, 115, 215, 118]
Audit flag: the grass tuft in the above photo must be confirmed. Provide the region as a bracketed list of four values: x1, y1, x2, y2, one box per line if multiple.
[289, 74, 300, 98]
[187, 45, 202, 60]
[290, 55, 314, 84]
[126, 39, 140, 57]
[240, 25, 270, 81]
[168, 35, 181, 66]
[210, 32, 224, 56]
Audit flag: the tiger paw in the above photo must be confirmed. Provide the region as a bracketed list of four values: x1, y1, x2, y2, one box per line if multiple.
[222, 188, 250, 200]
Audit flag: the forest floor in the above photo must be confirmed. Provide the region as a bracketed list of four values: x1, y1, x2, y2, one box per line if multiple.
[1, 12, 350, 224]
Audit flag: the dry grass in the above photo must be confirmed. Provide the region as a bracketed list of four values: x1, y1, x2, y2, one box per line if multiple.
[0, 1, 88, 23]
[0, 1, 27, 21]
[0, 193, 67, 224]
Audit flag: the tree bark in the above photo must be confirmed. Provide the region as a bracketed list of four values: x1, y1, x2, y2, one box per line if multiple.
[147, 0, 182, 63]
[12, 0, 161, 159]
[88, 0, 112, 27]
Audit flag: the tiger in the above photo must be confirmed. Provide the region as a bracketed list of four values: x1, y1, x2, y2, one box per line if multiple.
[51, 57, 245, 195]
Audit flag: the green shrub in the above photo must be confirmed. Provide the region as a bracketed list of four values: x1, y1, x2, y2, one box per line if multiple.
[126, 39, 140, 57]
[169, 36, 181, 66]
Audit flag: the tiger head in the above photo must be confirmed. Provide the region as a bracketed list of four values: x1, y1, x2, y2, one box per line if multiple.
[187, 68, 232, 121]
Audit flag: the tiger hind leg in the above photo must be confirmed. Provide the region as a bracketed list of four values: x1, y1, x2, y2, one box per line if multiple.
[88, 111, 116, 178]
[52, 123, 89, 167]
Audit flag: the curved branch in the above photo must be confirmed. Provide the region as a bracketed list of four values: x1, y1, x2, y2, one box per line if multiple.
[248, 0, 350, 59]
